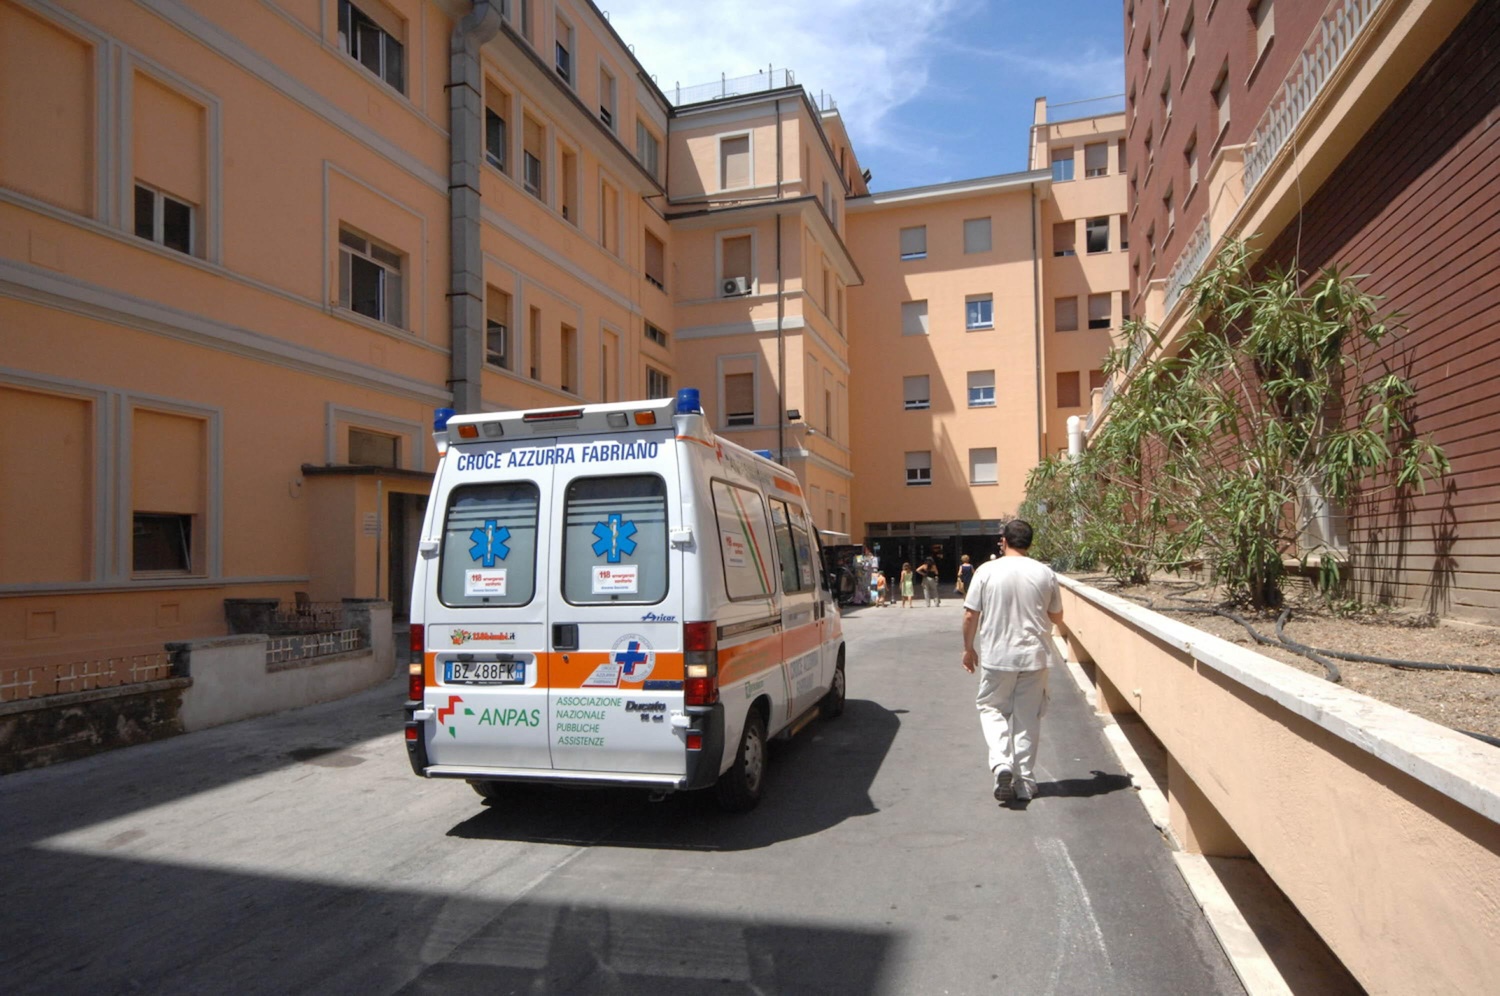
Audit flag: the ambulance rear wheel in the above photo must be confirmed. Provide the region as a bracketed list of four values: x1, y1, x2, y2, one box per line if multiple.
[470, 780, 505, 803]
[715, 710, 766, 812]
[821, 658, 846, 719]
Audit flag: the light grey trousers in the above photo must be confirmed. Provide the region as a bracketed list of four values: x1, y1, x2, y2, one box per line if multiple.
[976, 666, 1049, 790]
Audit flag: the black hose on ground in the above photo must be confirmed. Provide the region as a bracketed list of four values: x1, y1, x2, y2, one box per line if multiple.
[1273, 612, 1500, 676]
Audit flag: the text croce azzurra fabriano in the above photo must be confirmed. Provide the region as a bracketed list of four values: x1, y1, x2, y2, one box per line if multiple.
[454, 440, 661, 471]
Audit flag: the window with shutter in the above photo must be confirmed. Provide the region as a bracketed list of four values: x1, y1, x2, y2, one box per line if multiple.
[1055, 297, 1078, 332]
[903, 375, 930, 410]
[720, 135, 750, 189]
[721, 235, 752, 285]
[1084, 143, 1108, 177]
[899, 226, 926, 260]
[1088, 293, 1112, 329]
[724, 372, 755, 426]
[1053, 221, 1076, 257]
[901, 300, 929, 336]
[969, 448, 997, 485]
[963, 217, 992, 254]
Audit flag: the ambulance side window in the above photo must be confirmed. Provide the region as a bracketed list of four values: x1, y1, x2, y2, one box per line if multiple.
[438, 482, 539, 607]
[769, 499, 803, 594]
[711, 480, 775, 600]
[562, 475, 668, 605]
[788, 503, 817, 591]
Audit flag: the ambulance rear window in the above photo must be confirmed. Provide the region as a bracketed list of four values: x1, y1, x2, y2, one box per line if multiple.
[438, 482, 540, 607]
[562, 475, 668, 605]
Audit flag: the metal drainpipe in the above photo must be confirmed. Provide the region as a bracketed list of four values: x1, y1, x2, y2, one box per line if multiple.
[448, 2, 503, 414]
[775, 99, 785, 464]
[1031, 182, 1045, 463]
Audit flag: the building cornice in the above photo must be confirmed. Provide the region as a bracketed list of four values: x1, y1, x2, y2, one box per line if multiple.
[848, 169, 1052, 209]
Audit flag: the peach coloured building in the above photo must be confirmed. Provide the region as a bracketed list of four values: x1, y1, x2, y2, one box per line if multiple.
[0, 0, 1116, 705]
[846, 98, 1127, 579]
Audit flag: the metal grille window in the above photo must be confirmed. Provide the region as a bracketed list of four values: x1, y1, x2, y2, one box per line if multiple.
[724, 372, 755, 426]
[134, 183, 194, 256]
[899, 226, 927, 260]
[967, 370, 995, 408]
[644, 322, 667, 347]
[337, 0, 404, 92]
[966, 295, 994, 329]
[338, 228, 403, 327]
[646, 366, 670, 399]
[901, 300, 929, 336]
[964, 217, 992, 254]
[1086, 217, 1109, 254]
[1084, 143, 1108, 178]
[903, 375, 930, 411]
[905, 451, 932, 486]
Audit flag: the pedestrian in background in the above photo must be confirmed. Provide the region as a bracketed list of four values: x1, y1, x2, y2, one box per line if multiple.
[960, 520, 1063, 804]
[876, 570, 889, 607]
[918, 557, 940, 607]
[956, 554, 974, 598]
[900, 562, 915, 608]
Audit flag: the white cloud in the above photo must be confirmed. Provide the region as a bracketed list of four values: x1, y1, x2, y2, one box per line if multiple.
[599, 0, 974, 154]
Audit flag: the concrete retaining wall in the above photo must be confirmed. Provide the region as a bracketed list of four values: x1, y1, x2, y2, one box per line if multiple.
[174, 602, 394, 732]
[1058, 577, 1500, 995]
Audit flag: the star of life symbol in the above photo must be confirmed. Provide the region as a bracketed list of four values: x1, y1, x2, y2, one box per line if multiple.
[591, 514, 637, 564]
[469, 519, 511, 567]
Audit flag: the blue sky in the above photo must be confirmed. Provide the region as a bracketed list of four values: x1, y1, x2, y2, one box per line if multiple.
[602, 0, 1126, 191]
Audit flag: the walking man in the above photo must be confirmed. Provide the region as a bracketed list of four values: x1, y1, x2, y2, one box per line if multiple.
[960, 520, 1064, 803]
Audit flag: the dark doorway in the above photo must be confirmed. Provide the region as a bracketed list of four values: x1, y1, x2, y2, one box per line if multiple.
[387, 491, 427, 621]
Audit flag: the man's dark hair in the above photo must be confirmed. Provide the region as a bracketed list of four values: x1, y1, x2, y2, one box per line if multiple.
[1002, 519, 1034, 550]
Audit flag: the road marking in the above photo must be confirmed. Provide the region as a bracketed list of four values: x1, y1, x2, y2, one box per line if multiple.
[1037, 836, 1109, 994]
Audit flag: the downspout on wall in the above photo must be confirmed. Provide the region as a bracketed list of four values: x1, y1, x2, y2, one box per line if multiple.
[775, 98, 786, 464]
[1031, 181, 1045, 463]
[448, 2, 503, 413]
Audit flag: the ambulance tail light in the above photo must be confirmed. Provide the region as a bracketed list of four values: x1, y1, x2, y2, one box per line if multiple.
[683, 621, 719, 706]
[409, 624, 425, 656]
[408, 663, 424, 703]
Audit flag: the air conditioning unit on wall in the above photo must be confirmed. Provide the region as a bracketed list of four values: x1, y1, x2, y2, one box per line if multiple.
[721, 276, 751, 297]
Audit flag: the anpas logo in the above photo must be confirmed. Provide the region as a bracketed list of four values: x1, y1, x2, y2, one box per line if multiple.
[450, 629, 517, 645]
[435, 694, 540, 737]
[611, 633, 656, 683]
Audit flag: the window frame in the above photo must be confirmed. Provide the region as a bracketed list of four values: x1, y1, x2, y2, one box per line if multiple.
[336, 0, 405, 93]
[965, 295, 994, 331]
[902, 374, 931, 411]
[437, 480, 542, 609]
[967, 370, 996, 408]
[560, 473, 669, 607]
[898, 225, 927, 261]
[338, 226, 404, 328]
[904, 451, 933, 487]
[133, 182, 195, 256]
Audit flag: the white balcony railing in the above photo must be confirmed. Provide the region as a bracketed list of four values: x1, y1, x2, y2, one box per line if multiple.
[1164, 215, 1212, 314]
[1242, 0, 1385, 194]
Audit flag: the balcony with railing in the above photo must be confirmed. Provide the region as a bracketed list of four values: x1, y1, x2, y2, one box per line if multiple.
[667, 67, 836, 112]
[1242, 0, 1385, 195]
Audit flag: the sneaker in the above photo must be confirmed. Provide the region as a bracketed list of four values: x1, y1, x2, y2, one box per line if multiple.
[993, 767, 1015, 802]
[1015, 778, 1037, 802]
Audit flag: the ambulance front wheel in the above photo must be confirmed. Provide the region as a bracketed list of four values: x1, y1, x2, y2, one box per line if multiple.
[715, 710, 766, 812]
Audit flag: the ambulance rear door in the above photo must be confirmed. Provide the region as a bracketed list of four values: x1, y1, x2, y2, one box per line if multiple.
[546, 433, 686, 776]
[421, 437, 556, 772]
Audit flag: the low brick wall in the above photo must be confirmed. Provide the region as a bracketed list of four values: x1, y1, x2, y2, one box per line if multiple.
[1058, 576, 1500, 995]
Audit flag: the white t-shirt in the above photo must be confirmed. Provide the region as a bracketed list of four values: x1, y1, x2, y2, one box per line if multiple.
[962, 555, 1062, 671]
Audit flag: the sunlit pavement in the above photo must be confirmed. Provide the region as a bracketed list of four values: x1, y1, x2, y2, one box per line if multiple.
[0, 603, 1242, 994]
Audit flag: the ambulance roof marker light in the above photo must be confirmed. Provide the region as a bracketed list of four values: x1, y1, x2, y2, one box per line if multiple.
[606, 412, 628, 428]
[432, 407, 455, 455]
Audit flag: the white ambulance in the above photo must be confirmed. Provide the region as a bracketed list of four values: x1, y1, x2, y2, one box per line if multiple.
[403, 388, 846, 811]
